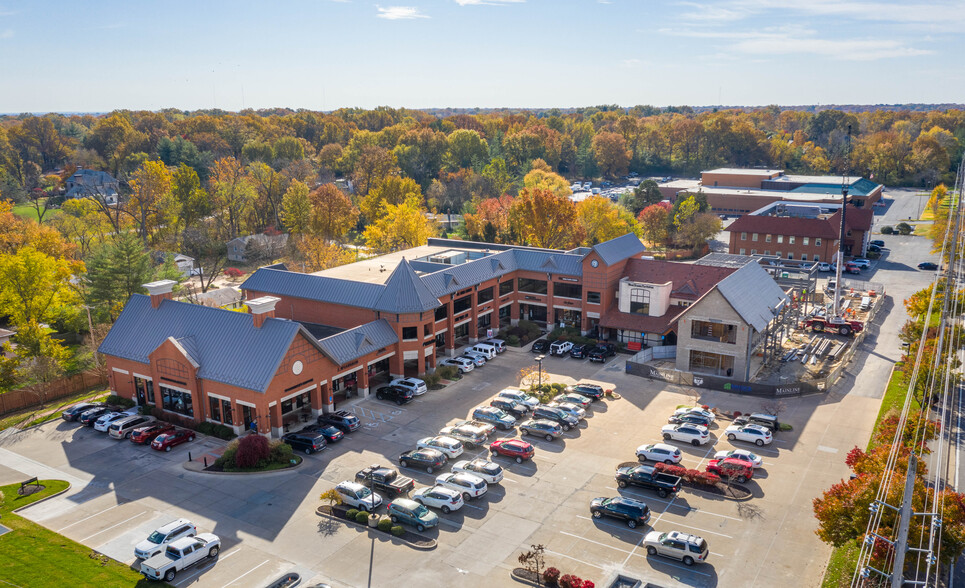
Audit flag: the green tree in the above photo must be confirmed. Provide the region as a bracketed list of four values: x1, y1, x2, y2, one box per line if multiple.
[209, 157, 256, 240]
[361, 176, 422, 222]
[0, 246, 82, 327]
[622, 179, 663, 215]
[482, 157, 514, 198]
[363, 196, 436, 253]
[445, 129, 489, 170]
[281, 180, 312, 235]
[171, 164, 210, 231]
[82, 233, 153, 319]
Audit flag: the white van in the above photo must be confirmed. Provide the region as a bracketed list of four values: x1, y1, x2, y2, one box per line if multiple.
[486, 339, 506, 353]
[470, 343, 497, 359]
[860, 296, 872, 311]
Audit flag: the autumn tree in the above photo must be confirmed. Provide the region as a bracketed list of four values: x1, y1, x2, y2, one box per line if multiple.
[522, 162, 572, 199]
[481, 158, 514, 198]
[445, 129, 489, 170]
[592, 131, 630, 177]
[247, 162, 289, 230]
[281, 180, 313, 236]
[509, 188, 582, 249]
[310, 184, 359, 241]
[0, 200, 77, 260]
[209, 157, 256, 239]
[463, 195, 515, 243]
[637, 203, 671, 250]
[351, 146, 399, 198]
[622, 179, 663, 215]
[576, 196, 641, 245]
[361, 176, 422, 223]
[127, 159, 175, 243]
[50, 198, 114, 258]
[171, 163, 210, 232]
[294, 235, 355, 272]
[363, 196, 436, 253]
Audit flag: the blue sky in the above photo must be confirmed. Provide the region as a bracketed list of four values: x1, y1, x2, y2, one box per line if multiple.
[0, 0, 962, 112]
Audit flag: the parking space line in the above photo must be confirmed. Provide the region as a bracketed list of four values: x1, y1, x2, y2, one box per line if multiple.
[604, 487, 742, 522]
[219, 548, 241, 560]
[80, 511, 148, 542]
[657, 519, 733, 539]
[57, 503, 124, 532]
[575, 516, 645, 536]
[561, 531, 634, 554]
[644, 556, 713, 577]
[224, 559, 269, 587]
[172, 560, 218, 586]
[545, 548, 603, 570]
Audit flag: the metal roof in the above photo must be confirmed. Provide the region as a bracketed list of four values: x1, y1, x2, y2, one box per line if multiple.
[714, 263, 788, 332]
[98, 295, 314, 393]
[315, 319, 399, 365]
[373, 259, 441, 313]
[242, 268, 384, 307]
[590, 233, 647, 266]
[420, 250, 519, 297]
[512, 250, 583, 276]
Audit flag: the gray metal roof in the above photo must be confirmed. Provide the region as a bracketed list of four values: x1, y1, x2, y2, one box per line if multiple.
[511, 250, 583, 276]
[590, 233, 646, 266]
[373, 259, 440, 313]
[242, 268, 384, 307]
[715, 263, 788, 332]
[420, 250, 518, 297]
[315, 319, 399, 365]
[99, 295, 316, 393]
[695, 253, 758, 269]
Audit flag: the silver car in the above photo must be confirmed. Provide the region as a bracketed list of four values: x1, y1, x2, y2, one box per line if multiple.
[643, 530, 709, 566]
[518, 418, 563, 441]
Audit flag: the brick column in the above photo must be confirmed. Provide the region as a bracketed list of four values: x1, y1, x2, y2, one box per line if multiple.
[358, 368, 370, 398]
[445, 300, 456, 357]
[389, 353, 405, 379]
[269, 403, 283, 438]
[310, 382, 324, 418]
[510, 301, 520, 326]
[468, 292, 479, 342]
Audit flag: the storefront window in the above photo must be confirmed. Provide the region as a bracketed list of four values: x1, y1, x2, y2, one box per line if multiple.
[134, 377, 154, 405]
[477, 286, 494, 304]
[518, 278, 547, 294]
[454, 295, 472, 314]
[499, 280, 513, 297]
[161, 386, 193, 418]
[221, 399, 233, 425]
[587, 291, 601, 304]
[435, 304, 448, 321]
[209, 397, 221, 422]
[630, 289, 650, 315]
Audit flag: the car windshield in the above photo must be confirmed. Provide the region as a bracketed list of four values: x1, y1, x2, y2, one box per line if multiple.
[413, 505, 430, 518]
[147, 531, 166, 544]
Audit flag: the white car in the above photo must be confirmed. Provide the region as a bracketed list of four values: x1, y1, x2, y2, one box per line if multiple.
[661, 424, 711, 446]
[451, 458, 504, 484]
[93, 412, 129, 432]
[389, 377, 427, 396]
[713, 449, 763, 468]
[545, 401, 585, 421]
[851, 258, 871, 269]
[549, 340, 573, 356]
[134, 518, 197, 560]
[497, 388, 539, 409]
[817, 262, 832, 272]
[334, 481, 384, 511]
[412, 485, 464, 514]
[724, 423, 773, 446]
[439, 357, 474, 373]
[451, 419, 495, 437]
[417, 436, 464, 458]
[673, 407, 716, 423]
[435, 472, 488, 501]
[485, 339, 506, 353]
[636, 442, 683, 464]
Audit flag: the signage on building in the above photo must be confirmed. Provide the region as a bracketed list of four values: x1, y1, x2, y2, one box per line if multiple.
[486, 329, 494, 338]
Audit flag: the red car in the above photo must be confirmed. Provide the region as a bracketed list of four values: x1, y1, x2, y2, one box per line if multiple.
[151, 429, 196, 452]
[130, 422, 175, 445]
[489, 439, 535, 463]
[706, 458, 753, 483]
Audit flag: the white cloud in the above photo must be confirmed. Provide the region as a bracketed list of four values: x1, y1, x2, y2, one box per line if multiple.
[455, 0, 523, 5]
[0, 28, 12, 39]
[376, 5, 429, 19]
[677, 0, 965, 29]
[622, 58, 642, 67]
[732, 37, 932, 61]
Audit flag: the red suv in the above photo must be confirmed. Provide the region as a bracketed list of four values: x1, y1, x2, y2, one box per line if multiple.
[706, 458, 753, 483]
[151, 429, 196, 452]
[489, 439, 534, 463]
[131, 422, 175, 445]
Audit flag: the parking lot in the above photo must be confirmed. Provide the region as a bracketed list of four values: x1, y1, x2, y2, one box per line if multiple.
[0, 337, 888, 588]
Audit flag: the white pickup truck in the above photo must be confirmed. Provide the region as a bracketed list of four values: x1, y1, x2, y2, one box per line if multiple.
[140, 533, 220, 582]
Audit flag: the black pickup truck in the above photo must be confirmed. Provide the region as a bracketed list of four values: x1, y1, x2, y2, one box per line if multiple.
[615, 464, 682, 498]
[355, 464, 415, 497]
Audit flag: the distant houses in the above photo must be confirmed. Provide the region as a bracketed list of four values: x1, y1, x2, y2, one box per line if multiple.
[227, 233, 289, 263]
[65, 169, 120, 205]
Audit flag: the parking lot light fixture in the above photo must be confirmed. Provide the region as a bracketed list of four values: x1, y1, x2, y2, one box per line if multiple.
[535, 355, 545, 393]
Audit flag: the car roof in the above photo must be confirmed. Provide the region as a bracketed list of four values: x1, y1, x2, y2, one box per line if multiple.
[667, 530, 704, 544]
[168, 536, 201, 549]
[337, 481, 366, 492]
[391, 498, 419, 508]
[157, 518, 194, 533]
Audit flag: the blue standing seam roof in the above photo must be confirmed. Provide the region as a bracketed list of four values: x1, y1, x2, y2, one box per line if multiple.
[241, 268, 384, 308]
[373, 258, 441, 313]
[98, 295, 309, 393]
[315, 319, 399, 365]
[590, 233, 646, 266]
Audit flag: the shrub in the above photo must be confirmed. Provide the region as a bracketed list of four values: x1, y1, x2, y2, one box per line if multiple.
[224, 267, 244, 278]
[197, 422, 215, 436]
[696, 472, 721, 486]
[234, 434, 271, 469]
[390, 525, 404, 536]
[422, 371, 441, 387]
[214, 440, 239, 468]
[269, 440, 294, 464]
[319, 488, 343, 507]
[582, 581, 595, 588]
[378, 517, 392, 532]
[543, 567, 561, 585]
[436, 365, 459, 380]
[346, 508, 359, 520]
[881, 225, 894, 234]
[105, 394, 135, 408]
[356, 511, 370, 524]
[506, 334, 520, 347]
[779, 423, 793, 431]
[654, 463, 687, 478]
[896, 222, 913, 235]
[559, 574, 584, 588]
[213, 424, 236, 440]
[683, 469, 703, 483]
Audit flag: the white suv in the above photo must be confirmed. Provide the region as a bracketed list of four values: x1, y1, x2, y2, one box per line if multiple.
[134, 518, 197, 560]
[724, 423, 773, 446]
[390, 377, 427, 396]
[661, 424, 710, 446]
[549, 341, 573, 356]
[496, 388, 539, 409]
[334, 481, 383, 511]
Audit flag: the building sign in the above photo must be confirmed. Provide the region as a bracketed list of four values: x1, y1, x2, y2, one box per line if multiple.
[486, 329, 494, 338]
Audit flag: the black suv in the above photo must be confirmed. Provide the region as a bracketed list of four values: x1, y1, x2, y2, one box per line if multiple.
[282, 431, 327, 454]
[733, 412, 779, 432]
[569, 383, 605, 401]
[589, 496, 651, 529]
[63, 402, 101, 422]
[569, 344, 588, 359]
[375, 385, 414, 405]
[533, 405, 579, 431]
[587, 343, 616, 362]
[317, 410, 361, 433]
[531, 339, 552, 353]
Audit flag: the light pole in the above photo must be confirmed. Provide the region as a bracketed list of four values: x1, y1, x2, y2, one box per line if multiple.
[535, 355, 545, 393]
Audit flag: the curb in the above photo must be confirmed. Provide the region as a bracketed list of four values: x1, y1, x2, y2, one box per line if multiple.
[12, 481, 72, 514]
[315, 506, 437, 550]
[182, 456, 305, 475]
[510, 568, 542, 586]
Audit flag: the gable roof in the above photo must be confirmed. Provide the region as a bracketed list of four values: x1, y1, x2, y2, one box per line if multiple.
[242, 268, 384, 308]
[373, 258, 440, 313]
[623, 259, 737, 300]
[590, 233, 647, 266]
[315, 319, 398, 365]
[99, 295, 318, 393]
[713, 263, 788, 331]
[727, 214, 839, 239]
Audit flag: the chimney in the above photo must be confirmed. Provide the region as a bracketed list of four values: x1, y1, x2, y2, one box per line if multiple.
[247, 296, 280, 328]
[144, 280, 177, 309]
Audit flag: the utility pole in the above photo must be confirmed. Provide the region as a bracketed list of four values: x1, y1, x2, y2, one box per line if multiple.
[891, 452, 918, 588]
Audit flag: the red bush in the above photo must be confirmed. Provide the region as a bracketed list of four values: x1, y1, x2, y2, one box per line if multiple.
[235, 434, 271, 468]
[543, 567, 561, 585]
[582, 581, 595, 588]
[683, 469, 703, 483]
[696, 472, 721, 486]
[559, 575, 583, 588]
[224, 267, 244, 278]
[654, 463, 686, 477]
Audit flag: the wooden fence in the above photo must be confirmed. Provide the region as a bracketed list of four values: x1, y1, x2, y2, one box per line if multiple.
[0, 370, 108, 416]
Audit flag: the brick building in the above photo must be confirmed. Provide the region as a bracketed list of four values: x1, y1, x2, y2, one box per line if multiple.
[727, 202, 874, 260]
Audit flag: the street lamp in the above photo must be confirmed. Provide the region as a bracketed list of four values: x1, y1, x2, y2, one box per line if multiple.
[535, 355, 545, 393]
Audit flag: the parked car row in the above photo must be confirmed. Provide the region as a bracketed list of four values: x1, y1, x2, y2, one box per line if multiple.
[62, 402, 198, 453]
[134, 518, 220, 582]
[532, 338, 616, 363]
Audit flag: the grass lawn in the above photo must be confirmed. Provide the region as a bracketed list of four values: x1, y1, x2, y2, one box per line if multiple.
[0, 388, 110, 432]
[11, 201, 60, 223]
[0, 480, 160, 587]
[821, 539, 861, 587]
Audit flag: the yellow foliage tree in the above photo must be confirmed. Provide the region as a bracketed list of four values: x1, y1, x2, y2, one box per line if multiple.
[363, 196, 437, 253]
[295, 235, 355, 272]
[575, 196, 641, 245]
[361, 176, 422, 223]
[509, 188, 583, 249]
[522, 165, 572, 199]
